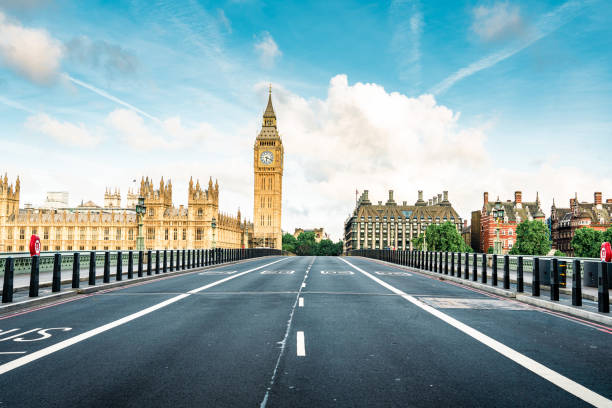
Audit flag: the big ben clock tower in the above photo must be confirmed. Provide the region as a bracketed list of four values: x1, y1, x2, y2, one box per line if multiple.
[253, 86, 284, 249]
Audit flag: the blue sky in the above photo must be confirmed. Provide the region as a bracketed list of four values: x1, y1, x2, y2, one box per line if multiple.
[0, 0, 611, 240]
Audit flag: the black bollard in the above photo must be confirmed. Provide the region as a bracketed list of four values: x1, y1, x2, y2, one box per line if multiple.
[52, 253, 62, 292]
[503, 255, 510, 290]
[551, 258, 559, 301]
[481, 253, 487, 284]
[472, 253, 477, 281]
[205, 249, 209, 266]
[170, 250, 174, 272]
[2, 257, 14, 303]
[89, 252, 96, 285]
[72, 253, 80, 289]
[156, 250, 160, 274]
[137, 251, 143, 277]
[492, 254, 498, 286]
[451, 252, 455, 276]
[445, 252, 449, 275]
[572, 260, 582, 306]
[147, 250, 152, 276]
[532, 257, 540, 296]
[116, 251, 123, 281]
[187, 250, 191, 269]
[104, 251, 111, 283]
[598, 262, 609, 313]
[29, 255, 40, 297]
[163, 250, 168, 273]
[182, 249, 186, 270]
[128, 251, 134, 279]
[517, 256, 524, 292]
[456, 253, 461, 278]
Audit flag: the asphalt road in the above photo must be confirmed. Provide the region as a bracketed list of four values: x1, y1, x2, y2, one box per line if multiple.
[0, 256, 610, 408]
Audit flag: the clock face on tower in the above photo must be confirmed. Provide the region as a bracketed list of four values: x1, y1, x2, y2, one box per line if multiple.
[260, 151, 274, 165]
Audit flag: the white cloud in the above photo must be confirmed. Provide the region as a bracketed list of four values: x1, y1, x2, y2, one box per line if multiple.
[472, 2, 524, 41]
[0, 11, 63, 84]
[254, 31, 281, 68]
[25, 113, 99, 147]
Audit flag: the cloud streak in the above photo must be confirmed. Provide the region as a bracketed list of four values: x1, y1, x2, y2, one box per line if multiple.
[430, 0, 590, 95]
[63, 73, 162, 123]
[390, 0, 424, 83]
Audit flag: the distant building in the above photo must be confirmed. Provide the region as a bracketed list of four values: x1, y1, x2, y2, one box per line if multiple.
[293, 228, 329, 243]
[477, 191, 546, 254]
[344, 190, 462, 252]
[470, 210, 481, 252]
[461, 220, 471, 248]
[43, 191, 69, 209]
[551, 192, 612, 255]
[0, 174, 249, 253]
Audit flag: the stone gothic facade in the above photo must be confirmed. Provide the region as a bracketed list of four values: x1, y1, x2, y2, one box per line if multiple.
[0, 174, 249, 253]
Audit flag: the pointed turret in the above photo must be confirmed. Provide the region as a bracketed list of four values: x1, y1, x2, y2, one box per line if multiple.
[262, 85, 277, 128]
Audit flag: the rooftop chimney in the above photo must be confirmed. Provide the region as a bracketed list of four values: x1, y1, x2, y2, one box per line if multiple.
[570, 198, 576, 207]
[402, 201, 407, 206]
[437, 193, 442, 204]
[464, 220, 468, 228]
[514, 191, 522, 204]
[386, 190, 396, 205]
[428, 199, 432, 206]
[443, 191, 448, 202]
[484, 192, 489, 205]
[433, 196, 438, 205]
[607, 199, 612, 204]
[418, 190, 423, 201]
[595, 192, 602, 205]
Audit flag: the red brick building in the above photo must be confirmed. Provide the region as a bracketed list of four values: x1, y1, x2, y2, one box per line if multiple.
[551, 192, 612, 255]
[474, 191, 546, 254]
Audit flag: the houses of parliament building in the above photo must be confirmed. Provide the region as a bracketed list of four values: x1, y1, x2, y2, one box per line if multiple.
[0, 91, 284, 253]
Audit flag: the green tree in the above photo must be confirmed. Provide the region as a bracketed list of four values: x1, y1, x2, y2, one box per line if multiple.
[282, 233, 297, 253]
[603, 227, 612, 245]
[316, 239, 337, 256]
[411, 223, 471, 252]
[420, 222, 472, 252]
[509, 220, 551, 255]
[553, 250, 566, 257]
[571, 228, 603, 258]
[334, 240, 344, 256]
[487, 246, 494, 254]
[295, 231, 317, 256]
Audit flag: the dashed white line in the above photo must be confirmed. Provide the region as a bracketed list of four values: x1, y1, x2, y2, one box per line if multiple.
[296, 331, 306, 356]
[299, 297, 304, 307]
[339, 257, 612, 408]
[0, 352, 26, 355]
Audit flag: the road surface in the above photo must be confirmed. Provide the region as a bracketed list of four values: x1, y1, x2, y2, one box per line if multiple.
[1, 256, 610, 407]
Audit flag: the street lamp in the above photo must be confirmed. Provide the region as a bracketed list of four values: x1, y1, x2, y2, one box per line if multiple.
[135, 196, 146, 251]
[211, 216, 217, 249]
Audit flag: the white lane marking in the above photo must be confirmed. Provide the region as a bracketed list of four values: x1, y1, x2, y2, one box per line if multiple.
[298, 297, 304, 307]
[296, 331, 306, 356]
[339, 257, 612, 408]
[301, 283, 306, 288]
[260, 256, 315, 408]
[0, 352, 26, 355]
[0, 257, 289, 376]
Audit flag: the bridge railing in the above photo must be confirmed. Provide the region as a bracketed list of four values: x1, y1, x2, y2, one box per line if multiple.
[1, 248, 287, 304]
[348, 249, 610, 314]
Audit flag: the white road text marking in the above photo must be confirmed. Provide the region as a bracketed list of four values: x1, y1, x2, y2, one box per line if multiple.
[0, 258, 288, 376]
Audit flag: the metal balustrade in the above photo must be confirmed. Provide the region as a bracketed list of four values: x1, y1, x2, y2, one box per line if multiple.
[1, 248, 287, 304]
[348, 249, 610, 314]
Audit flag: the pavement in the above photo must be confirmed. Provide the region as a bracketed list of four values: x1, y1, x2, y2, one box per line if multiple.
[0, 256, 610, 407]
